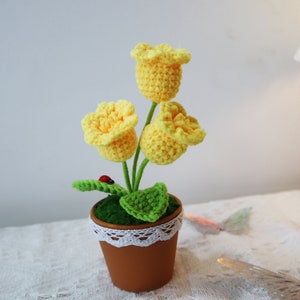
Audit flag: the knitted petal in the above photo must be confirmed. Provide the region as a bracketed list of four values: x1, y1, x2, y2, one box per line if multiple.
[131, 43, 191, 65]
[157, 101, 206, 145]
[140, 122, 187, 165]
[119, 183, 169, 222]
[97, 129, 137, 162]
[81, 100, 138, 146]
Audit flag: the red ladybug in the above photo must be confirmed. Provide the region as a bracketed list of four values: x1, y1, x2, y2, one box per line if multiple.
[98, 175, 114, 184]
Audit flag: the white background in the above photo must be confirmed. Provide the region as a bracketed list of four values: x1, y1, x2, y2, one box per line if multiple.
[1, 0, 300, 227]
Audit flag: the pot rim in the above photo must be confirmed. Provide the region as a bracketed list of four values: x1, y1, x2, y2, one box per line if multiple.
[90, 194, 182, 230]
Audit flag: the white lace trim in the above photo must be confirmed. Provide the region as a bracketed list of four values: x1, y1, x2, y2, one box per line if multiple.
[89, 211, 183, 248]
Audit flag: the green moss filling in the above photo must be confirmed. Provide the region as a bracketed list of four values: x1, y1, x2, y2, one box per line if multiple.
[94, 194, 180, 225]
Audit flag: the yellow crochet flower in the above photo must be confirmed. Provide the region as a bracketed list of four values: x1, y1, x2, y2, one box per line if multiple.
[157, 102, 206, 145]
[131, 43, 191, 103]
[97, 129, 137, 162]
[81, 100, 138, 162]
[140, 102, 205, 165]
[140, 122, 188, 165]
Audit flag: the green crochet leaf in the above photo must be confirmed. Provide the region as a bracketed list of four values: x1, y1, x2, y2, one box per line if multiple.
[119, 182, 169, 222]
[72, 180, 128, 197]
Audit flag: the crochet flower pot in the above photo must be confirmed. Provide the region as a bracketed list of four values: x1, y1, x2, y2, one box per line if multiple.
[89, 195, 183, 292]
[72, 42, 206, 293]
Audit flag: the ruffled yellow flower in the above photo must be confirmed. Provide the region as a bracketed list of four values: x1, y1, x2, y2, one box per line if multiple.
[157, 102, 206, 145]
[131, 43, 191, 103]
[81, 100, 138, 162]
[140, 102, 205, 165]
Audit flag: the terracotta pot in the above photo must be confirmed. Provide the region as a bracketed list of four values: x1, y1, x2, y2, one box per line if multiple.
[90, 195, 183, 292]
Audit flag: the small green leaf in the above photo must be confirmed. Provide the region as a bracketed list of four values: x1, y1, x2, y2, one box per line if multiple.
[72, 180, 128, 197]
[119, 182, 169, 222]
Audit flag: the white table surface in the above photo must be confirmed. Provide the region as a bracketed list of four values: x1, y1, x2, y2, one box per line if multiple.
[1, 190, 300, 300]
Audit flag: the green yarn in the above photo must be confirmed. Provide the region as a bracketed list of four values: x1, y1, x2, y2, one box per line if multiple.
[72, 180, 179, 223]
[119, 182, 169, 222]
[72, 180, 128, 197]
[94, 194, 179, 225]
[94, 194, 146, 225]
[131, 101, 158, 190]
[163, 195, 180, 217]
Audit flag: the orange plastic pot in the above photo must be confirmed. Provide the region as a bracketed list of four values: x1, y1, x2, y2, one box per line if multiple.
[90, 195, 183, 292]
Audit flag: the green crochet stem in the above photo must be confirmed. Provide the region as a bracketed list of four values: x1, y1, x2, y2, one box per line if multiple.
[131, 101, 157, 189]
[133, 158, 149, 192]
[122, 161, 132, 193]
[72, 180, 128, 197]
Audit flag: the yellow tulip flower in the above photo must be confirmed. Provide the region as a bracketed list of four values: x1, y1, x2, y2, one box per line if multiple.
[81, 100, 138, 162]
[131, 43, 191, 103]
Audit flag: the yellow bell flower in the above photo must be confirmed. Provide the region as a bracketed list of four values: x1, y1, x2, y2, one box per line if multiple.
[140, 122, 188, 165]
[131, 43, 191, 103]
[81, 100, 138, 162]
[140, 102, 205, 165]
[157, 102, 206, 145]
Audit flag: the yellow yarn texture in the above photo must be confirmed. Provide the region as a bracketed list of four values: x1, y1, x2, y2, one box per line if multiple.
[140, 102, 206, 165]
[81, 100, 138, 162]
[131, 43, 191, 103]
[97, 129, 137, 162]
[157, 102, 206, 145]
[140, 123, 188, 165]
[131, 43, 191, 65]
